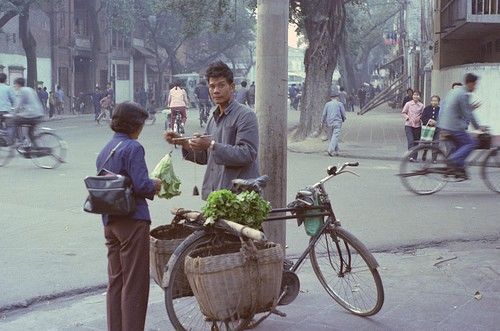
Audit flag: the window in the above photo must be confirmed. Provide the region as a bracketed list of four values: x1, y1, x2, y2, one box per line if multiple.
[486, 41, 493, 56]
[495, 39, 500, 52]
[116, 64, 130, 80]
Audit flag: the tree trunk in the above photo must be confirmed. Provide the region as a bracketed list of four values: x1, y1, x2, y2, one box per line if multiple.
[340, 42, 357, 93]
[294, 1, 345, 140]
[19, 5, 37, 88]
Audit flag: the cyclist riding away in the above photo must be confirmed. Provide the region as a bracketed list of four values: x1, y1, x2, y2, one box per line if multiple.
[437, 73, 482, 179]
[167, 81, 188, 130]
[7, 78, 44, 146]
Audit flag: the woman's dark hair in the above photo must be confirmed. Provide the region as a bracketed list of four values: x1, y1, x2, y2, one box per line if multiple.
[0, 73, 7, 83]
[110, 102, 148, 134]
[406, 88, 414, 93]
[205, 61, 234, 84]
[412, 90, 421, 96]
[431, 95, 441, 102]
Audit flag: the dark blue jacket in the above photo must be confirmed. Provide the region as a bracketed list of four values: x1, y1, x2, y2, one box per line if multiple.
[421, 105, 440, 126]
[96, 133, 156, 225]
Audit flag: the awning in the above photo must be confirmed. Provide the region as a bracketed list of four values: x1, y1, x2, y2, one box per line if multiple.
[133, 45, 155, 58]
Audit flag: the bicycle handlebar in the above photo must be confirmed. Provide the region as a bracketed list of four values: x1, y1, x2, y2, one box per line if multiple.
[317, 161, 360, 186]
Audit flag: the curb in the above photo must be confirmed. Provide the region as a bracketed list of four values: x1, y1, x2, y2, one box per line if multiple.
[287, 147, 402, 162]
[0, 284, 107, 314]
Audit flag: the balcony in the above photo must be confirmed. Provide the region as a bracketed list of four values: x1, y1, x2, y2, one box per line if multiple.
[440, 0, 500, 39]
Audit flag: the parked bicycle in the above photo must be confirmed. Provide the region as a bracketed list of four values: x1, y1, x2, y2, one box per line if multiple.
[398, 129, 500, 195]
[163, 162, 384, 331]
[0, 112, 67, 168]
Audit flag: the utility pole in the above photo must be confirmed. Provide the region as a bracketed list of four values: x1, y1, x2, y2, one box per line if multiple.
[255, 0, 288, 249]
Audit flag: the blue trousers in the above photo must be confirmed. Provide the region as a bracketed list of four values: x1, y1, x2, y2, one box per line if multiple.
[446, 130, 477, 168]
[405, 126, 421, 158]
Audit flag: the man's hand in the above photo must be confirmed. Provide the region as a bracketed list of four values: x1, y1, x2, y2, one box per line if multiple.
[152, 178, 162, 194]
[164, 131, 189, 149]
[189, 133, 212, 151]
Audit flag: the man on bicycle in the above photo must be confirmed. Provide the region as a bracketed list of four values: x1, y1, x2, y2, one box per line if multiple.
[7, 78, 44, 146]
[438, 73, 482, 178]
[194, 80, 211, 127]
[0, 73, 15, 116]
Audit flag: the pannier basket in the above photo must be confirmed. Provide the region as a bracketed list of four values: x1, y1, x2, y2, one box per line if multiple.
[149, 224, 194, 287]
[184, 241, 284, 321]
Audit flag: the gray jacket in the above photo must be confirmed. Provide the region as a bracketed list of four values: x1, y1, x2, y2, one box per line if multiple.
[183, 100, 260, 200]
[321, 99, 346, 127]
[438, 86, 479, 131]
[14, 87, 44, 118]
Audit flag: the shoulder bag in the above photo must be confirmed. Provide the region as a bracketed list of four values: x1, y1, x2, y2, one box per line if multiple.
[83, 141, 136, 215]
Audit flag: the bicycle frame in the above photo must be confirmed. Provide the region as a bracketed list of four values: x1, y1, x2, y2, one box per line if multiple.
[264, 171, 346, 273]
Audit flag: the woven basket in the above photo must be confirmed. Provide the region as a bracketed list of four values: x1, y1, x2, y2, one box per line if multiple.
[184, 242, 284, 321]
[149, 224, 193, 287]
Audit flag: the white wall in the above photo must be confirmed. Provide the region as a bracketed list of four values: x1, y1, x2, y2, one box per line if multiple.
[0, 53, 52, 88]
[431, 63, 500, 135]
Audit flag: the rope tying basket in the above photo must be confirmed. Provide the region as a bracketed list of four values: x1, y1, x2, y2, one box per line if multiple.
[150, 224, 194, 287]
[184, 240, 284, 321]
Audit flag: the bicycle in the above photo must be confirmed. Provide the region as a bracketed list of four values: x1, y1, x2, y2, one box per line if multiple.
[96, 107, 112, 125]
[164, 109, 185, 135]
[398, 129, 500, 195]
[163, 162, 384, 331]
[0, 112, 67, 168]
[198, 100, 211, 127]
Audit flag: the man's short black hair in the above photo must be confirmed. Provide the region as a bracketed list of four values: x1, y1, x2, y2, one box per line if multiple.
[451, 82, 463, 88]
[205, 61, 234, 85]
[464, 73, 478, 84]
[43, 87, 47, 91]
[241, 81, 247, 88]
[340, 87, 345, 92]
[0, 73, 7, 83]
[110, 102, 148, 134]
[14, 77, 26, 87]
[431, 95, 441, 102]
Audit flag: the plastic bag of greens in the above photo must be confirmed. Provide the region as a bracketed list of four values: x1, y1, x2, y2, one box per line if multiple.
[151, 154, 181, 199]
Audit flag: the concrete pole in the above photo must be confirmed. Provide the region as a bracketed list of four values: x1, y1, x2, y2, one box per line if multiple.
[255, 0, 288, 249]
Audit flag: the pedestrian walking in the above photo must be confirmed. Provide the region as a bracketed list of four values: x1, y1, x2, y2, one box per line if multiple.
[55, 85, 65, 115]
[321, 92, 347, 157]
[96, 102, 161, 331]
[402, 90, 424, 161]
[164, 61, 260, 200]
[41, 87, 49, 115]
[339, 86, 348, 108]
[92, 87, 102, 122]
[234, 80, 249, 105]
[194, 80, 211, 127]
[357, 87, 366, 109]
[48, 91, 56, 119]
[248, 81, 255, 108]
[421, 95, 441, 162]
[289, 84, 298, 110]
[402, 88, 414, 108]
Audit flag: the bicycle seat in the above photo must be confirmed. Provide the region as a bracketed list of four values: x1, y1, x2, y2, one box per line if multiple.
[231, 175, 269, 194]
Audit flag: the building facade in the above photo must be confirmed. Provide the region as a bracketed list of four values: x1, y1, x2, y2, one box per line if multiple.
[432, 0, 500, 135]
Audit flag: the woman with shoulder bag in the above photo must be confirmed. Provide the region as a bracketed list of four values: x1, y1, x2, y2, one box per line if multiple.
[96, 102, 161, 331]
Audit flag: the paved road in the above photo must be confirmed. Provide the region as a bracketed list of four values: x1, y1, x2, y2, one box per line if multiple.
[0, 110, 499, 312]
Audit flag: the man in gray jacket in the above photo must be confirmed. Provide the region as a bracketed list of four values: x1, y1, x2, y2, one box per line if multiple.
[321, 92, 346, 157]
[165, 61, 259, 200]
[438, 73, 482, 178]
[8, 78, 44, 145]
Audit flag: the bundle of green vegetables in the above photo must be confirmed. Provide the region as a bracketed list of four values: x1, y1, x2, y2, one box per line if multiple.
[151, 154, 181, 199]
[202, 189, 271, 229]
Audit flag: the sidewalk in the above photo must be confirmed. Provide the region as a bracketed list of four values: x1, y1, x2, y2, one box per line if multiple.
[1, 240, 498, 330]
[288, 107, 408, 161]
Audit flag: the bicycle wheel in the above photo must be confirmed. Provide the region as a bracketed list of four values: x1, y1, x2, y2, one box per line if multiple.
[399, 145, 447, 195]
[481, 147, 500, 193]
[31, 132, 67, 169]
[164, 231, 252, 331]
[0, 135, 14, 167]
[310, 226, 384, 316]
